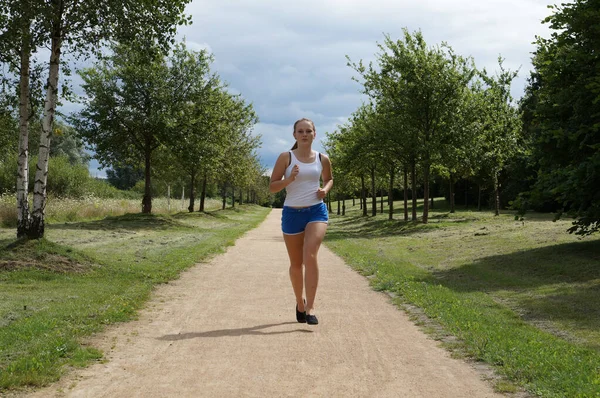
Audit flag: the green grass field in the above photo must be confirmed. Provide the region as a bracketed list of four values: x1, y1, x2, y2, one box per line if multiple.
[0, 203, 270, 392]
[2, 194, 600, 396]
[325, 197, 600, 397]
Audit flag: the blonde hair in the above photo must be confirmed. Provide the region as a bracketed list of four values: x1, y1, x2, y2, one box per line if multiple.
[291, 118, 316, 150]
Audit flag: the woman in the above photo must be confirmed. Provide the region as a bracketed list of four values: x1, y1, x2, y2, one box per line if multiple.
[269, 118, 333, 325]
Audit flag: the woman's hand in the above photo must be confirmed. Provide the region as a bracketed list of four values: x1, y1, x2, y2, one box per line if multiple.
[316, 187, 327, 199]
[289, 165, 299, 181]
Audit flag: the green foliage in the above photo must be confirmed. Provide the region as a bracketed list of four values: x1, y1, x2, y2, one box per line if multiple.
[74, 41, 263, 214]
[0, 82, 17, 163]
[519, 0, 600, 235]
[106, 165, 144, 191]
[344, 30, 488, 221]
[44, 156, 90, 198]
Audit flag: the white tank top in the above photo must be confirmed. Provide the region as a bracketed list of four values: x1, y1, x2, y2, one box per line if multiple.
[283, 150, 323, 207]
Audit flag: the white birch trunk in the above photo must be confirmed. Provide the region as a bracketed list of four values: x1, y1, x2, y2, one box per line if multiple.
[167, 184, 171, 211]
[16, 31, 31, 238]
[30, 3, 63, 238]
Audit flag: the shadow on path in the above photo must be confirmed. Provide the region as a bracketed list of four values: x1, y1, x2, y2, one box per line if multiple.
[157, 322, 312, 340]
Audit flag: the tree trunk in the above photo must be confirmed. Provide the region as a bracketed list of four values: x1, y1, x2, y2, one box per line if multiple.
[423, 163, 430, 224]
[199, 174, 207, 212]
[239, 187, 243, 206]
[342, 195, 346, 216]
[389, 167, 394, 221]
[231, 185, 235, 208]
[380, 188, 383, 214]
[352, 197, 355, 207]
[167, 184, 171, 211]
[403, 167, 408, 222]
[221, 184, 226, 210]
[187, 173, 196, 213]
[337, 196, 340, 215]
[371, 167, 376, 217]
[16, 31, 32, 238]
[449, 174, 455, 213]
[465, 178, 469, 209]
[327, 192, 332, 212]
[411, 161, 417, 221]
[141, 148, 152, 213]
[30, 6, 64, 237]
[494, 172, 500, 216]
[361, 175, 367, 216]
[478, 183, 482, 211]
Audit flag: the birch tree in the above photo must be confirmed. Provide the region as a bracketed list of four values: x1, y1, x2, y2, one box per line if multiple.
[0, 0, 48, 237]
[28, 0, 191, 237]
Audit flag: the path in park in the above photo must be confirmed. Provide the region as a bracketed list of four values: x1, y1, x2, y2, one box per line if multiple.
[28, 209, 503, 398]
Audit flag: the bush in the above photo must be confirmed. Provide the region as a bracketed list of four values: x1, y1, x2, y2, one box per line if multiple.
[46, 156, 91, 198]
[86, 178, 140, 199]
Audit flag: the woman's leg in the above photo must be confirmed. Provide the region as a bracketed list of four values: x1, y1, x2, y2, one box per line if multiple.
[303, 222, 328, 315]
[283, 232, 305, 311]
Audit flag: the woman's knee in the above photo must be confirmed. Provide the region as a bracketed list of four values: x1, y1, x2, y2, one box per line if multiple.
[303, 251, 318, 266]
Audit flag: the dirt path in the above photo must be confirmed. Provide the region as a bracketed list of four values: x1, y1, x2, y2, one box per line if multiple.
[28, 209, 503, 398]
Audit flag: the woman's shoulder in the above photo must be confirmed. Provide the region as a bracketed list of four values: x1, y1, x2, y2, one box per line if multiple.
[318, 152, 330, 161]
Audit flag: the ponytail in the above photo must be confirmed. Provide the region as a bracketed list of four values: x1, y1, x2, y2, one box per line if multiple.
[291, 142, 298, 150]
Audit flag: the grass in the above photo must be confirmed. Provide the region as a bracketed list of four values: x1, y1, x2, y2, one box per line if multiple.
[0, 195, 223, 227]
[0, 203, 270, 392]
[325, 197, 600, 398]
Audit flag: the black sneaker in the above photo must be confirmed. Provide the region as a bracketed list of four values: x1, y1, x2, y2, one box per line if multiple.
[306, 314, 318, 325]
[296, 305, 307, 323]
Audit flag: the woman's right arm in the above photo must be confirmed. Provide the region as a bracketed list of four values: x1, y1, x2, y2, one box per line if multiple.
[269, 153, 294, 193]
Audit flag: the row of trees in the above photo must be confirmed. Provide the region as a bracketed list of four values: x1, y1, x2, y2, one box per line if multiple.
[325, 30, 520, 224]
[73, 41, 265, 215]
[325, 0, 599, 236]
[2, 1, 270, 240]
[1, 0, 192, 238]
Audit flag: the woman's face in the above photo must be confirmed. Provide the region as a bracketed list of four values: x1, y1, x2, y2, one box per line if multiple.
[294, 121, 316, 144]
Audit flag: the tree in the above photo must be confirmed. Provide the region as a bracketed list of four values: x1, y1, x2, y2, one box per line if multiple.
[349, 30, 474, 223]
[106, 165, 144, 191]
[0, 0, 47, 237]
[475, 63, 522, 216]
[76, 43, 179, 214]
[519, 0, 600, 235]
[25, 0, 191, 238]
[162, 45, 225, 212]
[214, 95, 260, 210]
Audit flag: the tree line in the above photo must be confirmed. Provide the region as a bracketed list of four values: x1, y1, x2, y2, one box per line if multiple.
[324, 0, 599, 236]
[1, 0, 268, 239]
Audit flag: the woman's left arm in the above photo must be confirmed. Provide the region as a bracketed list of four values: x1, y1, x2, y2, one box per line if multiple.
[317, 154, 333, 199]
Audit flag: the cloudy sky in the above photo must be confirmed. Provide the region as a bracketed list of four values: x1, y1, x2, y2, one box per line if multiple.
[88, 0, 557, 177]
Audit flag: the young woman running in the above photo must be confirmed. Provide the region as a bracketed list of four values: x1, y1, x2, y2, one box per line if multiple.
[269, 118, 333, 325]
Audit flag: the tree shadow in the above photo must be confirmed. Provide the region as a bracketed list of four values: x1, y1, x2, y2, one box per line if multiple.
[429, 240, 600, 346]
[326, 213, 473, 241]
[431, 240, 600, 292]
[157, 322, 312, 340]
[49, 213, 195, 232]
[171, 210, 228, 220]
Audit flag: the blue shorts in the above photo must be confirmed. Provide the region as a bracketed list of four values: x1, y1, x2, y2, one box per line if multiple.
[281, 202, 329, 235]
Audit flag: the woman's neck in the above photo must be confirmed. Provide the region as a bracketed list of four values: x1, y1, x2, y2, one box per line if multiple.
[294, 143, 312, 157]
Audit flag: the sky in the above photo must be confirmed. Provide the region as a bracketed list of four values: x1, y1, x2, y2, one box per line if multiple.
[88, 0, 557, 178]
